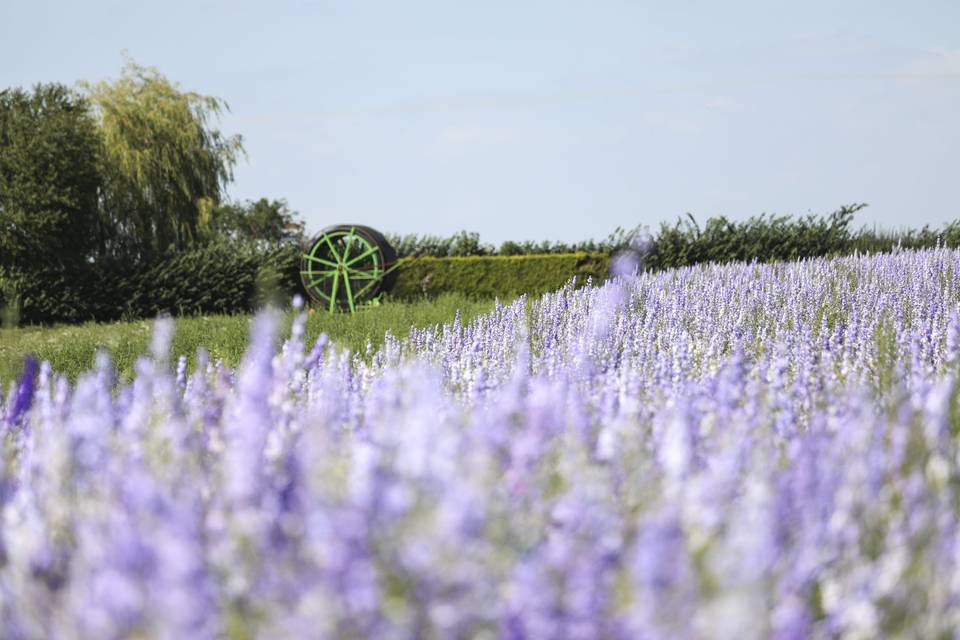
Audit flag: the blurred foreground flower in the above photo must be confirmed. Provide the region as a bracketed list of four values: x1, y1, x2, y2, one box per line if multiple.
[2, 248, 960, 638]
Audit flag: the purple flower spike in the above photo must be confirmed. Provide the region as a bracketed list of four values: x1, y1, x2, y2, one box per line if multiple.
[5, 354, 37, 428]
[303, 333, 329, 371]
[5, 249, 960, 635]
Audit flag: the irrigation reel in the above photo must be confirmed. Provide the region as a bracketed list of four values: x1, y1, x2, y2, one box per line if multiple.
[299, 225, 401, 313]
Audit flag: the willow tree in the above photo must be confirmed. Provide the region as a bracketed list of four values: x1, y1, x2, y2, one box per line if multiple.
[83, 59, 244, 260]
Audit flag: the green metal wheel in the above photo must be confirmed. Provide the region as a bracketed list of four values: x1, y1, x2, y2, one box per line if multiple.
[299, 225, 397, 312]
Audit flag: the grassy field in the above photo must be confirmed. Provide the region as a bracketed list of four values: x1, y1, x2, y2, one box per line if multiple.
[0, 293, 499, 385]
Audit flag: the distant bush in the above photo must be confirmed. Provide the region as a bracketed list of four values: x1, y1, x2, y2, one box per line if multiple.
[0, 242, 305, 325]
[386, 230, 493, 258]
[646, 204, 861, 270]
[645, 205, 960, 270]
[386, 227, 645, 258]
[848, 221, 960, 255]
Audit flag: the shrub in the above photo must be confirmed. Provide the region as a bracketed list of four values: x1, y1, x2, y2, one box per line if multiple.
[646, 205, 863, 270]
[0, 242, 306, 326]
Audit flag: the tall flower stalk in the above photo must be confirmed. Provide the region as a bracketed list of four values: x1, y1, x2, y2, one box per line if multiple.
[3, 248, 960, 638]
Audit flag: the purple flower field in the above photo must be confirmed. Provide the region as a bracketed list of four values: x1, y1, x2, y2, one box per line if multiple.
[3, 248, 960, 639]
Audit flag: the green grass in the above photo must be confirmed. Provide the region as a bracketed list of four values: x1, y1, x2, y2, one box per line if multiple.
[0, 294, 499, 385]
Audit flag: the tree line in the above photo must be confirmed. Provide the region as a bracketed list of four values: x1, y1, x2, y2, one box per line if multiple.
[0, 58, 304, 287]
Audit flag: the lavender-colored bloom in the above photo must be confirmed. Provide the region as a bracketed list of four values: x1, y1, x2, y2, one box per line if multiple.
[4, 355, 37, 428]
[303, 332, 329, 372]
[5, 247, 960, 636]
[223, 311, 277, 505]
[175, 354, 187, 389]
[610, 251, 640, 279]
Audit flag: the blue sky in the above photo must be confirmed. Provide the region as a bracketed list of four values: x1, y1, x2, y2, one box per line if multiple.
[3, 1, 958, 243]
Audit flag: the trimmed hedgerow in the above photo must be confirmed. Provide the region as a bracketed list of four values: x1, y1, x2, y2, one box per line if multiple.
[0, 243, 306, 326]
[388, 253, 610, 301]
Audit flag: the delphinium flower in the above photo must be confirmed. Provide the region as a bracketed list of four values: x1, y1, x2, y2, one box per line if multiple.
[3, 355, 37, 430]
[4, 247, 960, 637]
[627, 507, 699, 638]
[65, 460, 217, 639]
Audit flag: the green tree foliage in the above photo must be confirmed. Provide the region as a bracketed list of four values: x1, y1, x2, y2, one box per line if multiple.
[385, 230, 494, 257]
[646, 204, 868, 269]
[386, 227, 646, 258]
[0, 84, 101, 326]
[0, 84, 101, 269]
[82, 58, 244, 260]
[204, 197, 305, 246]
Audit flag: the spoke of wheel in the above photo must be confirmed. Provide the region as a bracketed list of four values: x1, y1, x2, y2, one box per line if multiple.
[328, 271, 340, 313]
[300, 269, 338, 278]
[345, 245, 379, 266]
[344, 268, 379, 280]
[341, 229, 354, 264]
[307, 274, 337, 288]
[352, 278, 380, 301]
[342, 271, 356, 313]
[323, 234, 342, 263]
[304, 254, 339, 268]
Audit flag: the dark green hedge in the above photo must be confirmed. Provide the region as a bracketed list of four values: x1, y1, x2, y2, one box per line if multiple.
[389, 253, 609, 301]
[0, 243, 305, 326]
